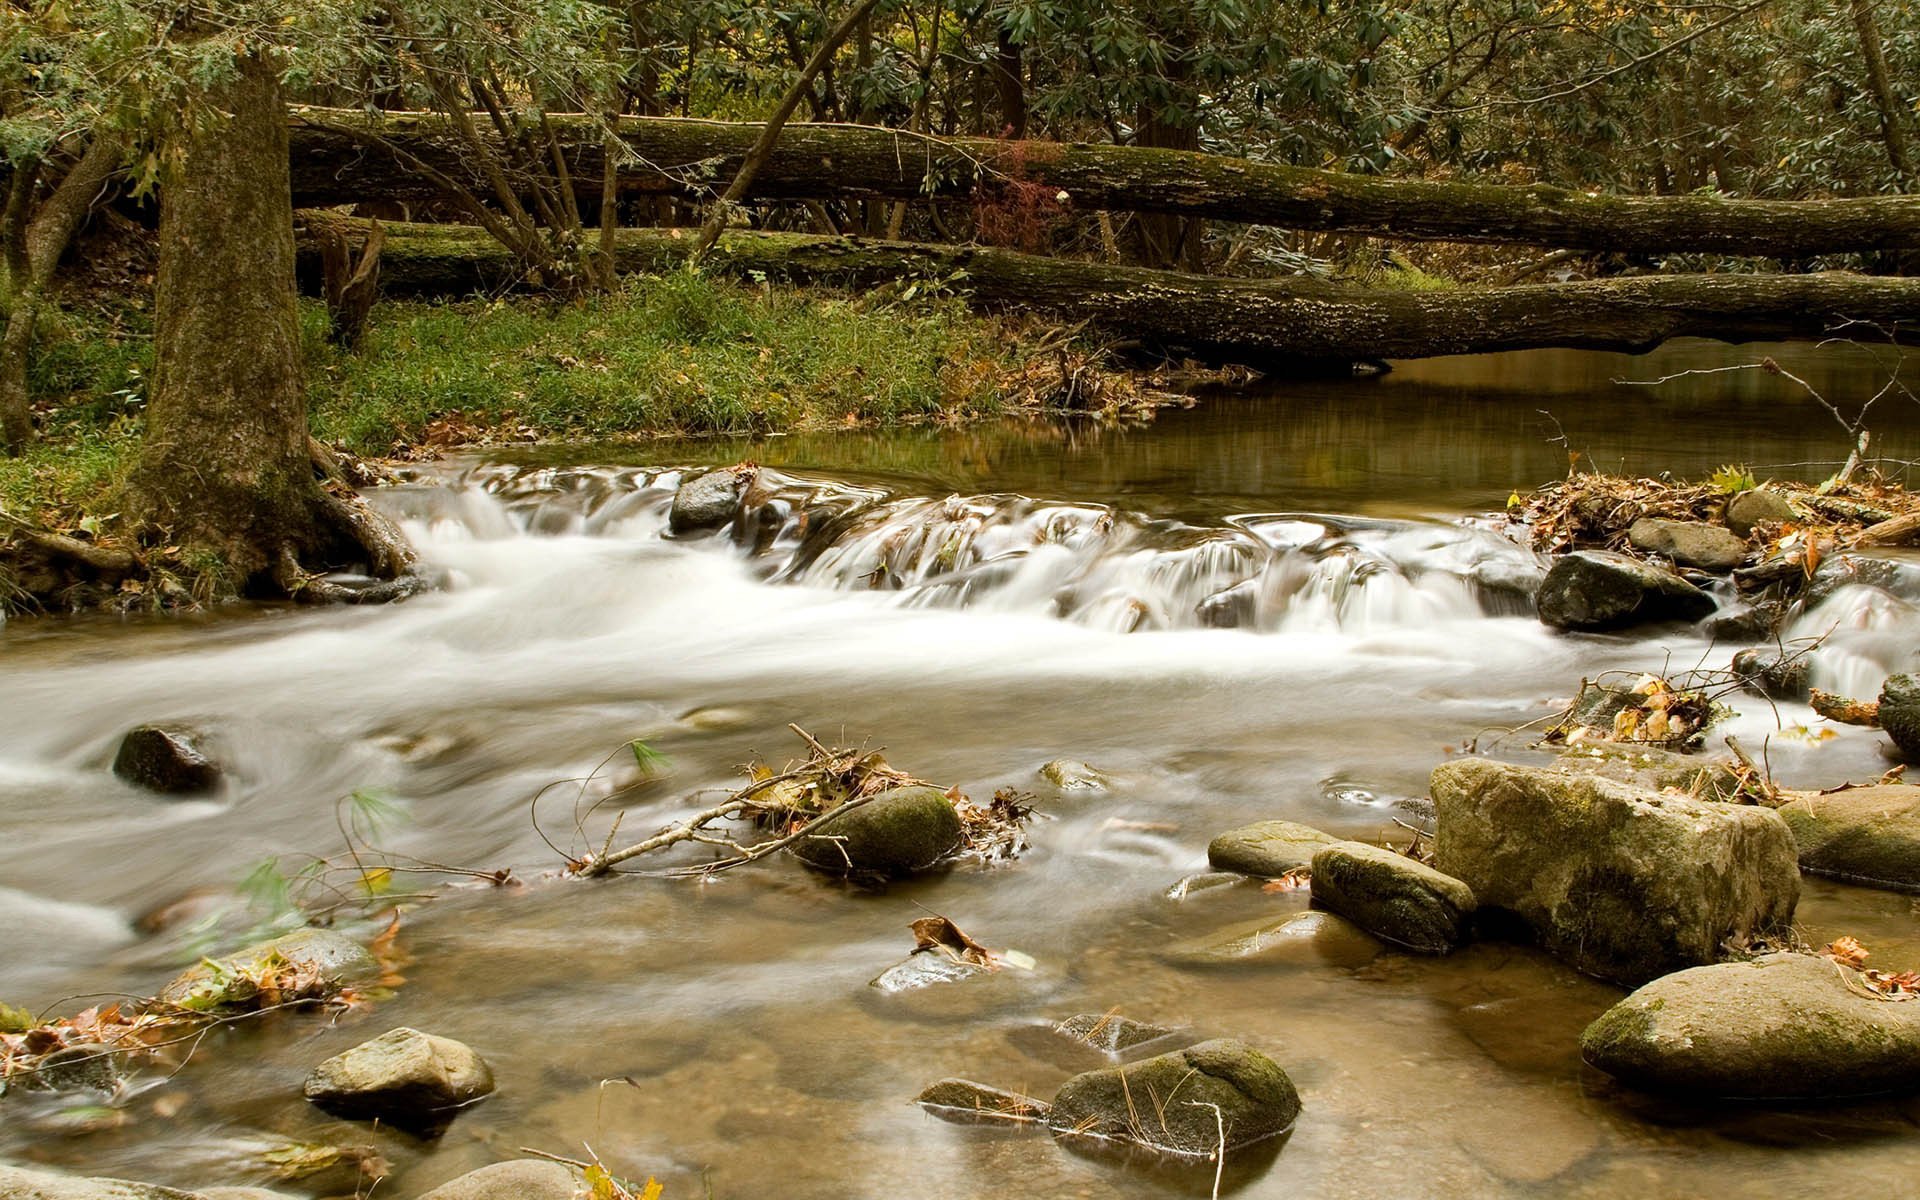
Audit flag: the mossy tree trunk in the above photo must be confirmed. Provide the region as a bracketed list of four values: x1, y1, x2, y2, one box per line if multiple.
[127, 54, 413, 600]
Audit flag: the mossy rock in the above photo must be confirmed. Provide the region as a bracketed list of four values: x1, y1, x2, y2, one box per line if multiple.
[1545, 742, 1746, 803]
[788, 785, 962, 877]
[303, 1027, 494, 1132]
[1206, 819, 1337, 878]
[1880, 673, 1920, 763]
[1775, 784, 1920, 890]
[1049, 1038, 1300, 1158]
[917, 1078, 1051, 1124]
[158, 928, 377, 1011]
[1535, 550, 1716, 632]
[1309, 841, 1476, 954]
[1580, 952, 1920, 1099]
[1433, 758, 1798, 985]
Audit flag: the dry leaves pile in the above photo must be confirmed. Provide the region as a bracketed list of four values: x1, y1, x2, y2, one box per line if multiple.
[1823, 937, 1920, 1000]
[1545, 673, 1722, 751]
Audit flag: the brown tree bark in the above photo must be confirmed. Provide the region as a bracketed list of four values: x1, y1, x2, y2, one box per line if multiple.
[1850, 0, 1914, 186]
[298, 215, 1920, 367]
[288, 111, 1920, 258]
[127, 55, 414, 601]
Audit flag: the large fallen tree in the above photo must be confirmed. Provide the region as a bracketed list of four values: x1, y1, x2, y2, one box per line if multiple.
[297, 213, 1920, 366]
[287, 110, 1920, 259]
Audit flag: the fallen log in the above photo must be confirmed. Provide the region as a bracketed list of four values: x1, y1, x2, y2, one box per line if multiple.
[289, 109, 1920, 258]
[295, 214, 1920, 367]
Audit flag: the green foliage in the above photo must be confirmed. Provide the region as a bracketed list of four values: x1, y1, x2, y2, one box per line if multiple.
[1710, 463, 1759, 495]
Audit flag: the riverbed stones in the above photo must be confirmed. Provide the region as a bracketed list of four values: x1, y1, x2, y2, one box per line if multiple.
[667, 465, 754, 535]
[1162, 910, 1382, 969]
[1724, 487, 1800, 537]
[158, 928, 378, 1010]
[1879, 673, 1920, 762]
[1627, 518, 1747, 572]
[1579, 952, 1920, 1099]
[1432, 758, 1799, 984]
[1040, 759, 1109, 790]
[1308, 842, 1476, 954]
[788, 785, 962, 877]
[1732, 646, 1811, 700]
[1049, 1039, 1299, 1158]
[1052, 1013, 1176, 1057]
[112, 726, 219, 795]
[1535, 550, 1717, 632]
[415, 1161, 586, 1200]
[1207, 820, 1338, 878]
[916, 1078, 1051, 1124]
[302, 1027, 494, 1131]
[1774, 784, 1920, 890]
[23, 1043, 121, 1093]
[0, 1165, 202, 1200]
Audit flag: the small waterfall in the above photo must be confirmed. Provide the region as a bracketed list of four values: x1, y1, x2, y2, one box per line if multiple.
[376, 463, 1549, 635]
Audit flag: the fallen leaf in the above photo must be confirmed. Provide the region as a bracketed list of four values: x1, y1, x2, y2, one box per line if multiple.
[911, 916, 993, 966]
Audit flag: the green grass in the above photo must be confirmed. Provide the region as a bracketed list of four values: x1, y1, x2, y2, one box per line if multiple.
[2, 272, 1037, 523]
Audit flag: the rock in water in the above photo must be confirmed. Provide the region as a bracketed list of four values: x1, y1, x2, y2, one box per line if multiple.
[1724, 487, 1800, 537]
[1627, 518, 1748, 572]
[788, 785, 962, 877]
[1206, 819, 1337, 878]
[416, 1161, 586, 1200]
[1432, 758, 1799, 984]
[158, 928, 378, 1010]
[1052, 1013, 1175, 1056]
[302, 1027, 494, 1131]
[1040, 759, 1109, 790]
[112, 726, 219, 795]
[1535, 550, 1717, 632]
[916, 1078, 1052, 1124]
[1308, 842, 1476, 954]
[1880, 673, 1920, 763]
[0, 1165, 203, 1199]
[1731, 647, 1811, 700]
[1049, 1039, 1300, 1158]
[1775, 784, 1920, 890]
[667, 465, 755, 535]
[1580, 952, 1920, 1099]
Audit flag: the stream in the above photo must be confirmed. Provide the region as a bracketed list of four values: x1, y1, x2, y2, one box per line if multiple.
[3, 339, 1920, 1198]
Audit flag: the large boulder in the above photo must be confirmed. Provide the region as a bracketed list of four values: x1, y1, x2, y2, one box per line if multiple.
[1627, 518, 1747, 572]
[1432, 758, 1799, 984]
[1880, 673, 1920, 763]
[303, 1027, 494, 1132]
[1775, 784, 1920, 890]
[1049, 1039, 1300, 1158]
[667, 466, 755, 535]
[788, 785, 962, 877]
[158, 928, 377, 1011]
[112, 726, 220, 795]
[1535, 550, 1717, 632]
[1206, 820, 1337, 878]
[414, 1161, 585, 1200]
[0, 1166, 201, 1200]
[1308, 842, 1476, 954]
[1580, 952, 1920, 1099]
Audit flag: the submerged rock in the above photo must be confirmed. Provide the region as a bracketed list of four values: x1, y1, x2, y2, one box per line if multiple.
[1206, 820, 1337, 878]
[1535, 550, 1717, 632]
[1052, 1013, 1176, 1057]
[1432, 758, 1799, 984]
[1880, 673, 1920, 762]
[0, 1165, 202, 1199]
[1731, 647, 1811, 700]
[1627, 518, 1747, 572]
[22, 1043, 122, 1093]
[1580, 952, 1920, 1099]
[788, 785, 962, 877]
[1724, 487, 1801, 537]
[415, 1161, 585, 1200]
[1162, 910, 1381, 969]
[1701, 599, 1786, 643]
[1308, 842, 1476, 954]
[667, 465, 755, 535]
[112, 725, 219, 795]
[1040, 759, 1109, 790]
[302, 1027, 494, 1132]
[158, 928, 377, 1010]
[1775, 784, 1920, 890]
[1049, 1039, 1299, 1158]
[916, 1078, 1051, 1124]
[869, 952, 988, 993]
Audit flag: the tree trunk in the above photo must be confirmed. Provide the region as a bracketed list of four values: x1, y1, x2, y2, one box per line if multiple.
[129, 55, 413, 600]
[297, 215, 1920, 367]
[991, 31, 1026, 139]
[287, 110, 1920, 258]
[1850, 0, 1914, 185]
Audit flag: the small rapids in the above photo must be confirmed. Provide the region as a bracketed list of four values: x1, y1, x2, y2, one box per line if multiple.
[379, 462, 1547, 636]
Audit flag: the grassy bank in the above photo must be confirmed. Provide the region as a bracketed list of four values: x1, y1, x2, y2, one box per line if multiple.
[3, 272, 1093, 528]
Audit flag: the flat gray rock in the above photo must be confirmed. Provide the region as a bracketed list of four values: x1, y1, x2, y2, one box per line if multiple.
[303, 1027, 494, 1131]
[1206, 819, 1337, 878]
[414, 1160, 585, 1200]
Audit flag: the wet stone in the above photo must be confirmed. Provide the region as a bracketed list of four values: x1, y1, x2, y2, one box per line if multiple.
[1775, 784, 1920, 890]
[158, 928, 378, 1011]
[870, 952, 988, 993]
[0, 1165, 202, 1200]
[1880, 673, 1920, 763]
[112, 725, 220, 795]
[1162, 871, 1250, 901]
[788, 785, 962, 878]
[1309, 841, 1476, 954]
[415, 1161, 586, 1200]
[302, 1027, 494, 1133]
[1206, 819, 1338, 878]
[22, 1043, 121, 1093]
[1162, 910, 1381, 969]
[1627, 518, 1747, 572]
[1732, 647, 1811, 700]
[1051, 1013, 1176, 1057]
[1049, 1038, 1300, 1158]
[667, 465, 755, 535]
[1040, 758, 1110, 790]
[1535, 550, 1717, 632]
[916, 1078, 1051, 1125]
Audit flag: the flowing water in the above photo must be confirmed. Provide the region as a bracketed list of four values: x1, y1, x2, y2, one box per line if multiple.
[3, 340, 1920, 1198]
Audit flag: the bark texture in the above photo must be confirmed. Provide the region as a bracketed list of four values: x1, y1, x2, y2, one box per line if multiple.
[129, 57, 413, 598]
[296, 215, 1920, 366]
[289, 110, 1920, 257]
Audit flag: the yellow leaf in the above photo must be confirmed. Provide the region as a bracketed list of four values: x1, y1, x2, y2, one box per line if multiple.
[360, 867, 393, 897]
[585, 1164, 617, 1200]
[640, 1178, 664, 1200]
